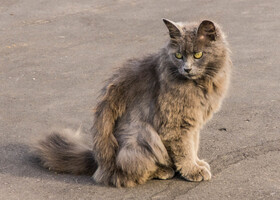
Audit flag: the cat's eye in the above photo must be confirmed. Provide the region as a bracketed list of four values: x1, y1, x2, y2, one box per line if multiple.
[175, 52, 183, 59]
[194, 52, 203, 59]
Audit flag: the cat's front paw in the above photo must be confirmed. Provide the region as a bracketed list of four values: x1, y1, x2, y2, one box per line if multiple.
[181, 165, 211, 182]
[196, 159, 210, 171]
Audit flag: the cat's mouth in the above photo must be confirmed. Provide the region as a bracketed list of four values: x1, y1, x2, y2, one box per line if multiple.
[186, 74, 195, 77]
[182, 72, 199, 80]
[185, 74, 198, 80]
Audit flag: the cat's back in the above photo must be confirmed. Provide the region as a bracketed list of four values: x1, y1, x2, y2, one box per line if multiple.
[110, 53, 161, 124]
[115, 53, 160, 97]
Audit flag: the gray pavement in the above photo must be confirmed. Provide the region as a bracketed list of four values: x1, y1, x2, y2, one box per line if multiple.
[0, 0, 279, 199]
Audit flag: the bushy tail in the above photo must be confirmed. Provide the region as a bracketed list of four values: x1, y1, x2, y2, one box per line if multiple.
[32, 129, 97, 175]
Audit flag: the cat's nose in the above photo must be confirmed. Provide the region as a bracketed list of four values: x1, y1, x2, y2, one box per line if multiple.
[184, 68, 192, 73]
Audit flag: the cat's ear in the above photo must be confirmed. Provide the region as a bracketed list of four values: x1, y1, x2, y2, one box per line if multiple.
[162, 19, 182, 39]
[197, 20, 217, 41]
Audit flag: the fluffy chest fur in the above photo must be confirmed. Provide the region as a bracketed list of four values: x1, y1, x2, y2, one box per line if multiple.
[155, 60, 230, 138]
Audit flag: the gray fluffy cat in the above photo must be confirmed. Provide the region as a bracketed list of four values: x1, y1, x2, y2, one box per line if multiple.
[33, 19, 231, 187]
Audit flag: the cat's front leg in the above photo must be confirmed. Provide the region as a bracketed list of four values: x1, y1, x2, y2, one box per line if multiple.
[165, 129, 211, 182]
[193, 130, 211, 171]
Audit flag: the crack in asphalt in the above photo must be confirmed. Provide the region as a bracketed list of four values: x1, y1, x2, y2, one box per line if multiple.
[150, 180, 200, 200]
[210, 139, 280, 175]
[149, 139, 280, 199]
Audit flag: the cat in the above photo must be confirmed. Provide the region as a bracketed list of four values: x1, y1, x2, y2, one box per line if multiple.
[32, 19, 231, 187]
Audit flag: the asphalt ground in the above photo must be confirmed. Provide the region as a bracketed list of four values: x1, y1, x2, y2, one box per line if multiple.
[0, 0, 279, 199]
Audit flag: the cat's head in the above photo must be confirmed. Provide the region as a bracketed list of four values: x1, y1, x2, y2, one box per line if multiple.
[163, 19, 228, 80]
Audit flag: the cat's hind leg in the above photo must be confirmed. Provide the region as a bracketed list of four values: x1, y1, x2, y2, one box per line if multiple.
[112, 122, 172, 187]
[153, 166, 175, 180]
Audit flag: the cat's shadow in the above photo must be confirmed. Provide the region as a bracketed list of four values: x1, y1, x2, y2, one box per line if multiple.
[0, 143, 95, 186]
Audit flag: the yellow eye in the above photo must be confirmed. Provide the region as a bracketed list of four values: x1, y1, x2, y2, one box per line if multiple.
[175, 52, 183, 59]
[194, 52, 203, 59]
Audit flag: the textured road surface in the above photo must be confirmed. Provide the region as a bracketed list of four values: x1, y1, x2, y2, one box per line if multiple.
[1, 0, 279, 199]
